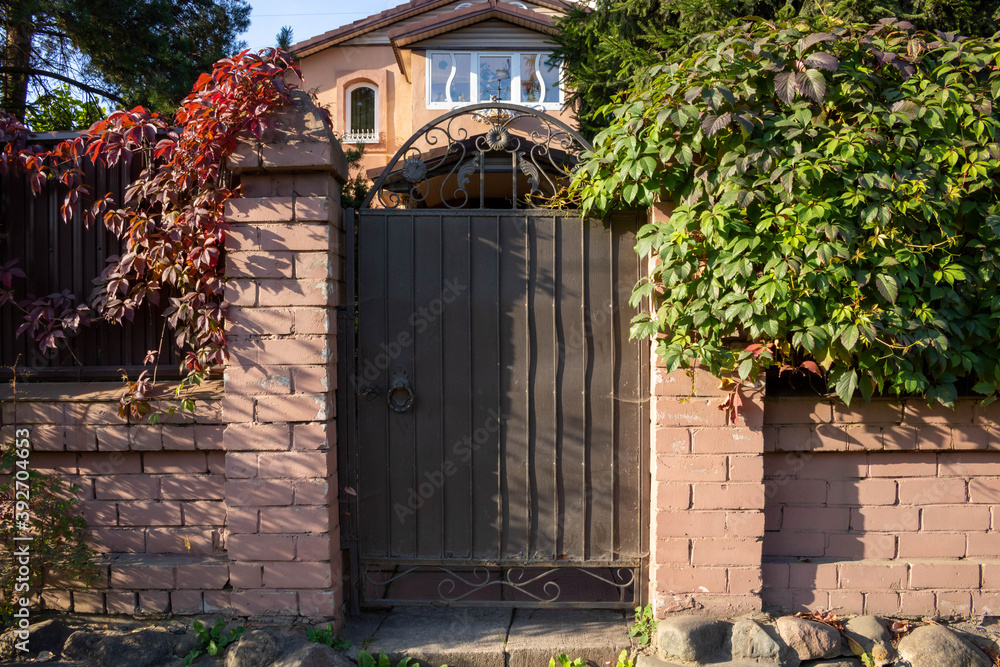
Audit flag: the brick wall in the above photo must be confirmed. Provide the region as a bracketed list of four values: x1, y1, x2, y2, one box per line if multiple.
[762, 396, 1000, 617]
[1, 383, 227, 615]
[0, 88, 348, 621]
[220, 87, 347, 620]
[648, 359, 766, 616]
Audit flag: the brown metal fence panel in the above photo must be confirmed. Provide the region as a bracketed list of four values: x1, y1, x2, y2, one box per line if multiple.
[343, 209, 649, 608]
[0, 146, 180, 380]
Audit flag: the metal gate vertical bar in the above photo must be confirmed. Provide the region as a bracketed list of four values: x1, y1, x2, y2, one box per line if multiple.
[386, 214, 417, 557]
[441, 215, 473, 558]
[588, 217, 615, 561]
[338, 208, 361, 614]
[357, 213, 390, 558]
[413, 213, 446, 558]
[469, 213, 501, 559]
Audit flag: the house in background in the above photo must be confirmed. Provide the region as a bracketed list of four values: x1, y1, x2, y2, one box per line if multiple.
[290, 0, 575, 181]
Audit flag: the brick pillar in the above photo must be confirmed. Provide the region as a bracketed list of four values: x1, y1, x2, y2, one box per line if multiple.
[646, 200, 766, 616]
[222, 90, 348, 620]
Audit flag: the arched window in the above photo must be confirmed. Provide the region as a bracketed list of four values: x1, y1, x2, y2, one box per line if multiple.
[345, 84, 378, 143]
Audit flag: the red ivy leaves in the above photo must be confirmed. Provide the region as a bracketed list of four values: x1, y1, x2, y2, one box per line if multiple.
[1, 48, 301, 419]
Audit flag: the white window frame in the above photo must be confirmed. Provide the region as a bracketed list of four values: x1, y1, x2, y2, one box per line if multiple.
[344, 83, 379, 144]
[426, 51, 563, 110]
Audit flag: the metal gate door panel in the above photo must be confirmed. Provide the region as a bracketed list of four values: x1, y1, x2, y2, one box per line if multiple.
[344, 209, 649, 607]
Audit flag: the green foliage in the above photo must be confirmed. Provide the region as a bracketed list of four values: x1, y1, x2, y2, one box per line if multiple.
[549, 655, 585, 667]
[616, 650, 634, 667]
[553, 0, 1000, 135]
[627, 604, 658, 645]
[572, 18, 1000, 407]
[341, 144, 371, 209]
[0, 439, 98, 625]
[356, 651, 416, 667]
[1, 0, 251, 119]
[25, 85, 105, 132]
[183, 618, 246, 665]
[307, 623, 350, 650]
[276, 26, 294, 50]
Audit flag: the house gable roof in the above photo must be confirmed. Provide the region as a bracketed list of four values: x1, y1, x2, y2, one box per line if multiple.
[291, 0, 570, 58]
[387, 0, 557, 47]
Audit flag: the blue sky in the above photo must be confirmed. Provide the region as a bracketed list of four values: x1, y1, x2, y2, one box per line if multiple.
[240, 0, 403, 51]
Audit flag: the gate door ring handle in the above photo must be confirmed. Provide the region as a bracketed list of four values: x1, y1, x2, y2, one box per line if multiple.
[387, 369, 415, 413]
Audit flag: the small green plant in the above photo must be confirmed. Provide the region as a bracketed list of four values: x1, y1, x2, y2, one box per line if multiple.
[0, 439, 98, 625]
[307, 623, 350, 650]
[356, 650, 415, 667]
[615, 650, 634, 667]
[549, 655, 585, 667]
[183, 618, 246, 665]
[627, 604, 658, 645]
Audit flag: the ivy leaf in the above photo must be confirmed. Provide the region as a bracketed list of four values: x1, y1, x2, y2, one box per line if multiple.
[797, 69, 827, 103]
[875, 273, 899, 303]
[701, 112, 732, 137]
[841, 324, 860, 350]
[972, 380, 996, 395]
[774, 72, 797, 104]
[797, 32, 837, 54]
[623, 182, 639, 203]
[802, 51, 840, 71]
[833, 368, 859, 405]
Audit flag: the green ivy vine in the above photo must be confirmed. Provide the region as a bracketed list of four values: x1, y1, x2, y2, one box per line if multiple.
[572, 17, 1000, 406]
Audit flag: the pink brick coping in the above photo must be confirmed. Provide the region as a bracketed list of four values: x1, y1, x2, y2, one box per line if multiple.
[763, 396, 1000, 452]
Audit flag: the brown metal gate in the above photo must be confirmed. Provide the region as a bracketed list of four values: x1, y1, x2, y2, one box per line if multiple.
[339, 208, 649, 609]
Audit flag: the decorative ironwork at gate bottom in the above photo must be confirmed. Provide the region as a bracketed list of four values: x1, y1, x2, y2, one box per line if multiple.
[359, 562, 638, 609]
[361, 102, 590, 210]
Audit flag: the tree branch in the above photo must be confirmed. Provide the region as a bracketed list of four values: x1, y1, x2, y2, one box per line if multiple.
[0, 66, 124, 102]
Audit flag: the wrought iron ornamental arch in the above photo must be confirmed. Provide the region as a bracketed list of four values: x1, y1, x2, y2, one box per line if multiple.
[360, 102, 590, 210]
[341, 104, 649, 610]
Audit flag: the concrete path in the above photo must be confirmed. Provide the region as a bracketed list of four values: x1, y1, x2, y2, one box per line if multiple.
[341, 607, 632, 667]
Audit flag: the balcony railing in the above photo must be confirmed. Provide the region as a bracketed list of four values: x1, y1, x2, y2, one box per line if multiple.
[342, 129, 380, 144]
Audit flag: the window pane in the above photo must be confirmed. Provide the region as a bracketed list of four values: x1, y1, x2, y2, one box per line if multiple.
[450, 53, 471, 103]
[351, 87, 375, 131]
[479, 55, 511, 101]
[520, 54, 540, 103]
[541, 57, 559, 104]
[431, 53, 452, 103]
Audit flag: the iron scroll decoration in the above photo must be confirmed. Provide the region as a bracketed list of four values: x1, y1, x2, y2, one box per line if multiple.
[360, 102, 592, 210]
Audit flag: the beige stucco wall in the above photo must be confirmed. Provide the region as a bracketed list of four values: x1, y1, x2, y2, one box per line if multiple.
[297, 32, 578, 183]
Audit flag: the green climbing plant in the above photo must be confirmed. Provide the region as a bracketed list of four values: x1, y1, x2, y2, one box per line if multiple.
[571, 17, 1000, 409]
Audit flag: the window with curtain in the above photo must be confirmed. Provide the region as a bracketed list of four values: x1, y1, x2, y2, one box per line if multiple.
[345, 84, 378, 143]
[428, 52, 561, 109]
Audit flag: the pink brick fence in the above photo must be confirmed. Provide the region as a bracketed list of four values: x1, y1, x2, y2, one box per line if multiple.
[761, 396, 1000, 618]
[3, 101, 999, 622]
[1, 89, 349, 621]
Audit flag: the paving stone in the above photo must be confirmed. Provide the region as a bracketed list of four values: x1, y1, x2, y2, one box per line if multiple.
[636, 655, 688, 667]
[361, 607, 510, 667]
[271, 642, 354, 667]
[656, 616, 729, 663]
[506, 609, 630, 667]
[896, 625, 991, 667]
